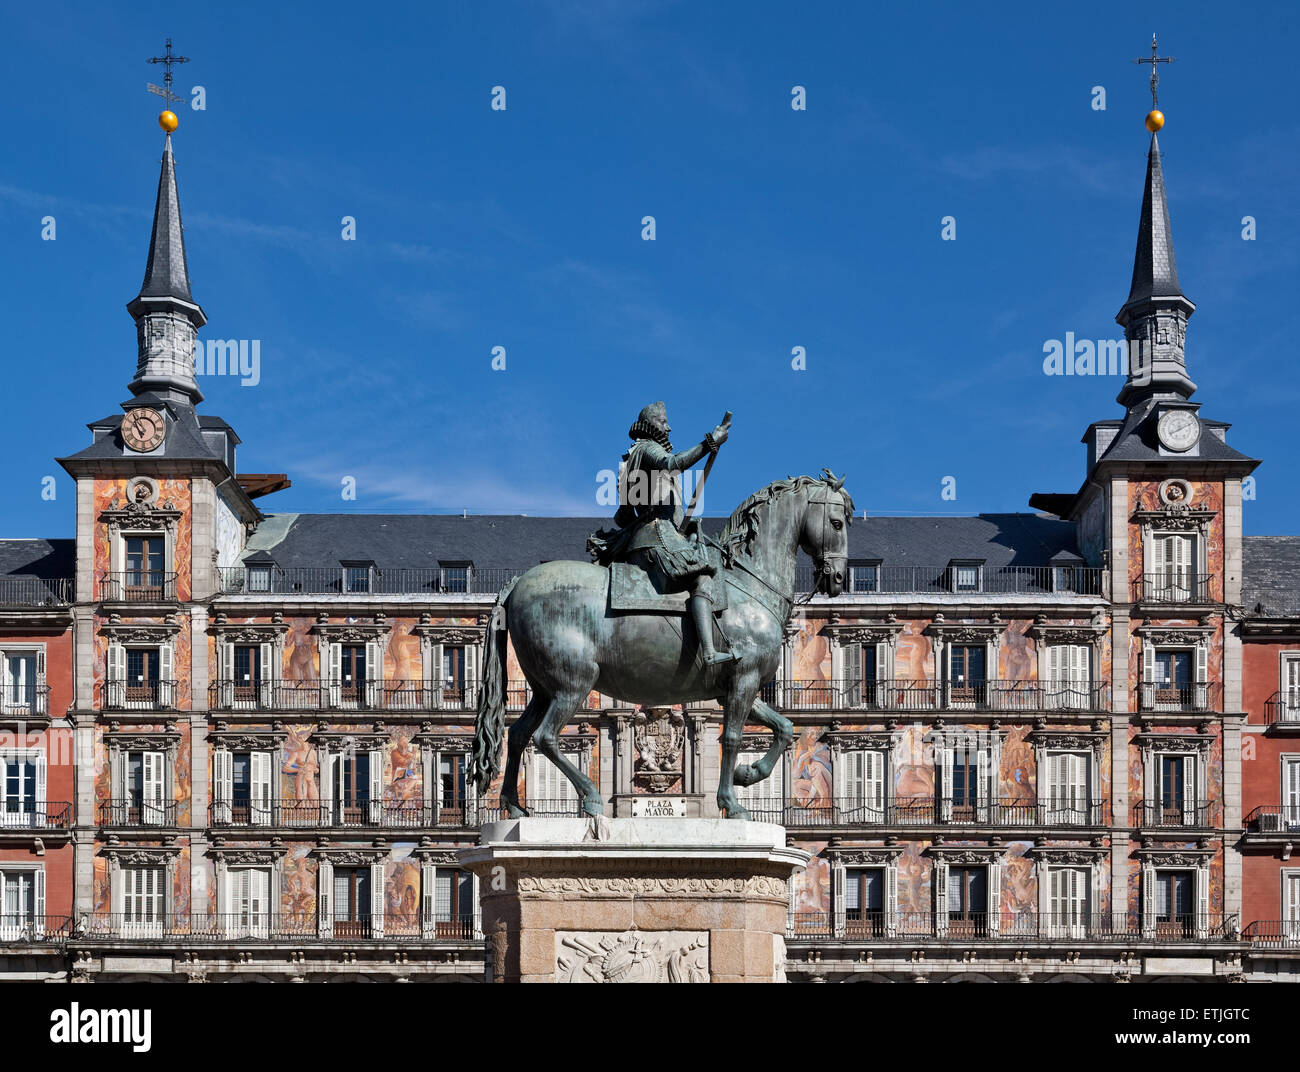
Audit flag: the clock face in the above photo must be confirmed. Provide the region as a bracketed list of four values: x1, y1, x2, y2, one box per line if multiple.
[121, 408, 165, 452]
[1157, 409, 1200, 452]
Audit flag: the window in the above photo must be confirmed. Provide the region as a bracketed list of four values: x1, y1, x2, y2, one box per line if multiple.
[213, 751, 273, 825]
[951, 564, 981, 592]
[0, 752, 44, 827]
[126, 648, 162, 706]
[1151, 533, 1195, 601]
[848, 562, 878, 593]
[120, 867, 166, 935]
[443, 646, 467, 704]
[332, 867, 372, 937]
[107, 644, 173, 709]
[124, 535, 165, 593]
[939, 738, 993, 823]
[530, 750, 582, 815]
[2, 649, 43, 716]
[338, 645, 367, 706]
[125, 751, 167, 826]
[343, 564, 373, 593]
[1046, 867, 1089, 937]
[844, 643, 884, 708]
[1282, 656, 1300, 721]
[438, 753, 468, 821]
[441, 565, 470, 593]
[1044, 752, 1090, 825]
[1158, 754, 1198, 826]
[1155, 650, 1192, 705]
[0, 869, 43, 938]
[948, 645, 986, 707]
[246, 565, 272, 592]
[328, 752, 378, 825]
[429, 868, 474, 937]
[225, 868, 271, 937]
[1285, 873, 1300, 943]
[844, 868, 885, 936]
[1154, 870, 1195, 937]
[839, 750, 885, 823]
[1046, 644, 1091, 709]
[233, 645, 263, 703]
[947, 867, 988, 936]
[1285, 759, 1300, 828]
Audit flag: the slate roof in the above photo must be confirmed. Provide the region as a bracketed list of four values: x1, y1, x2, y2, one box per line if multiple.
[1095, 410, 1257, 467]
[57, 400, 226, 466]
[241, 512, 1082, 571]
[1243, 535, 1300, 617]
[0, 539, 75, 579]
[1121, 133, 1187, 313]
[135, 135, 194, 305]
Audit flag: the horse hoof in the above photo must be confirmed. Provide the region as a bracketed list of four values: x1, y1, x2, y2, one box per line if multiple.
[506, 803, 529, 819]
[721, 804, 751, 821]
[582, 799, 605, 818]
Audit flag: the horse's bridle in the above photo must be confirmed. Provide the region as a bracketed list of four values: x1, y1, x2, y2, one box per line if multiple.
[806, 485, 847, 599]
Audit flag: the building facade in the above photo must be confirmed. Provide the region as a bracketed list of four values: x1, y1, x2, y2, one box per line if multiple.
[0, 119, 1296, 983]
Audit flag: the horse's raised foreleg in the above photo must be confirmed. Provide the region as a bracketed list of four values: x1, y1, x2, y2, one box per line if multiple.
[534, 687, 603, 817]
[717, 673, 760, 819]
[733, 697, 794, 788]
[502, 693, 547, 818]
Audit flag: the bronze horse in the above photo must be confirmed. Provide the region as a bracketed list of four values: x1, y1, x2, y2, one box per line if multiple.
[469, 471, 853, 819]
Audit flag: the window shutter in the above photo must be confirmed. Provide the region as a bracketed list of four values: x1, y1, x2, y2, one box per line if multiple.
[1047, 868, 1062, 936]
[832, 862, 847, 938]
[107, 643, 126, 708]
[219, 642, 234, 707]
[327, 643, 341, 707]
[213, 750, 232, 824]
[1196, 868, 1209, 938]
[1194, 643, 1208, 709]
[1183, 755, 1196, 823]
[465, 642, 479, 709]
[35, 753, 46, 814]
[159, 645, 174, 706]
[841, 751, 865, 809]
[987, 862, 1002, 935]
[317, 859, 333, 938]
[251, 869, 269, 935]
[369, 748, 384, 824]
[251, 752, 272, 826]
[1285, 760, 1300, 823]
[885, 864, 898, 936]
[259, 642, 273, 705]
[844, 644, 862, 708]
[427, 642, 443, 704]
[1142, 866, 1155, 937]
[365, 640, 383, 707]
[1286, 874, 1300, 927]
[421, 863, 436, 937]
[1141, 641, 1155, 710]
[933, 860, 949, 936]
[143, 752, 165, 825]
[1286, 658, 1300, 714]
[32, 869, 46, 935]
[35, 647, 46, 693]
[976, 747, 991, 823]
[939, 743, 954, 821]
[370, 861, 385, 937]
[865, 751, 884, 818]
[435, 869, 453, 921]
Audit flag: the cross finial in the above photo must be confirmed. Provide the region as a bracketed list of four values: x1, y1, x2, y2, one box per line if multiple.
[146, 36, 189, 109]
[1133, 32, 1175, 109]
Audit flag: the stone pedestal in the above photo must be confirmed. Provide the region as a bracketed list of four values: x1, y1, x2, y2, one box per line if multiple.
[458, 818, 807, 983]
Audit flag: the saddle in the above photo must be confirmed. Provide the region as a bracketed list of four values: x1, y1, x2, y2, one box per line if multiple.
[607, 558, 729, 614]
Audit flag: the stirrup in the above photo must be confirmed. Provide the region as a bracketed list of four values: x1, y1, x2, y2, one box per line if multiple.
[703, 650, 737, 667]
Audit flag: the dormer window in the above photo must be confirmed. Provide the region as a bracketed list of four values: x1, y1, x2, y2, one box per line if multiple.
[342, 561, 375, 594]
[848, 560, 880, 593]
[949, 561, 983, 593]
[247, 565, 272, 593]
[440, 563, 471, 594]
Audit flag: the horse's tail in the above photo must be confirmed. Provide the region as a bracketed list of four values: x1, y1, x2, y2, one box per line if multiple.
[470, 575, 519, 788]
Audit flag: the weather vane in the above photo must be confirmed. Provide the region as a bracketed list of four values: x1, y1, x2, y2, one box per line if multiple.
[1133, 33, 1174, 132]
[146, 37, 189, 133]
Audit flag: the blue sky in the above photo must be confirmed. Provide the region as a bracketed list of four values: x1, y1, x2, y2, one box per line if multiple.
[3, 1, 1297, 536]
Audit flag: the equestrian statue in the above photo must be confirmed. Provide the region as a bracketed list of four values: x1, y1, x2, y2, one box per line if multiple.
[469, 403, 852, 820]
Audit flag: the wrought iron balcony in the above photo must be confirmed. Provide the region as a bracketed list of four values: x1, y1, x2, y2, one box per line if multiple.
[97, 800, 179, 828]
[1244, 805, 1300, 834]
[209, 797, 500, 829]
[1242, 921, 1300, 949]
[1265, 691, 1300, 728]
[0, 916, 75, 944]
[0, 684, 51, 719]
[216, 565, 522, 597]
[741, 797, 1109, 828]
[208, 679, 324, 711]
[0, 577, 73, 606]
[1137, 681, 1221, 713]
[0, 802, 71, 829]
[1134, 572, 1214, 604]
[787, 911, 1235, 942]
[104, 679, 177, 711]
[100, 571, 178, 603]
[207, 678, 496, 712]
[75, 913, 481, 942]
[794, 564, 1104, 597]
[1133, 799, 1213, 829]
[761, 678, 1109, 713]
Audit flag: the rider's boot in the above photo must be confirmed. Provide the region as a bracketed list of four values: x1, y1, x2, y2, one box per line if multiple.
[690, 593, 736, 668]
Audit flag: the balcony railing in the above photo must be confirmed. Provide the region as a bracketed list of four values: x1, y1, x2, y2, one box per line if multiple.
[97, 800, 179, 828]
[761, 678, 1110, 713]
[75, 913, 481, 942]
[1244, 805, 1300, 834]
[741, 797, 1109, 828]
[797, 565, 1104, 597]
[0, 684, 51, 719]
[208, 679, 492, 712]
[509, 797, 586, 818]
[0, 916, 75, 943]
[0, 577, 73, 606]
[787, 912, 1235, 942]
[209, 798, 501, 828]
[1137, 682, 1221, 713]
[1242, 921, 1300, 949]
[1133, 799, 1213, 829]
[104, 679, 177, 710]
[1265, 692, 1300, 727]
[216, 566, 522, 597]
[1135, 573, 1214, 604]
[0, 802, 72, 829]
[100, 571, 178, 602]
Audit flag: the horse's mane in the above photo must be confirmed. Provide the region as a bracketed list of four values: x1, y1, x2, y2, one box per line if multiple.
[717, 474, 854, 557]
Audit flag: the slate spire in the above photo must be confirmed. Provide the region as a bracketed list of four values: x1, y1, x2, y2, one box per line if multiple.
[1115, 133, 1196, 408]
[126, 133, 206, 404]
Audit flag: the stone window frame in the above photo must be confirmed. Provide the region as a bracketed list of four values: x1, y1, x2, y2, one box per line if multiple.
[101, 622, 180, 711]
[0, 642, 47, 722]
[210, 620, 289, 709]
[415, 846, 482, 939]
[525, 735, 593, 809]
[1132, 501, 1216, 600]
[0, 746, 48, 825]
[412, 622, 485, 709]
[210, 846, 286, 935]
[209, 728, 288, 826]
[827, 846, 902, 938]
[824, 730, 897, 821]
[414, 731, 483, 824]
[105, 726, 181, 826]
[1029, 616, 1108, 709]
[1281, 867, 1300, 933]
[930, 726, 1006, 823]
[1278, 651, 1300, 720]
[0, 861, 45, 935]
[1137, 731, 1212, 826]
[822, 621, 903, 709]
[313, 727, 388, 826]
[925, 844, 1007, 937]
[1029, 728, 1107, 827]
[313, 846, 387, 939]
[925, 619, 1007, 707]
[1137, 846, 1213, 939]
[103, 845, 181, 931]
[1137, 624, 1214, 712]
[311, 620, 391, 710]
[1029, 845, 1107, 936]
[99, 498, 183, 602]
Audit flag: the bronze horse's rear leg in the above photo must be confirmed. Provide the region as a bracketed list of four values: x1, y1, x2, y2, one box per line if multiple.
[717, 671, 761, 819]
[501, 692, 548, 818]
[534, 686, 603, 817]
[733, 696, 794, 788]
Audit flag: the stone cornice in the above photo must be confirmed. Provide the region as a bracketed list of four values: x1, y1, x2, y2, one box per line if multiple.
[313, 845, 388, 864]
[412, 732, 473, 751]
[209, 847, 286, 865]
[411, 624, 485, 644]
[99, 500, 183, 530]
[1135, 731, 1213, 753]
[822, 731, 898, 752]
[310, 620, 390, 641]
[826, 846, 903, 865]
[820, 620, 903, 648]
[924, 616, 1006, 643]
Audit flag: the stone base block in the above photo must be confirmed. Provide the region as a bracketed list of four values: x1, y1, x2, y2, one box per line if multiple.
[458, 817, 807, 983]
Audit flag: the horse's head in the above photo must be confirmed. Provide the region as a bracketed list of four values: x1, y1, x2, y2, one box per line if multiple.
[800, 469, 854, 596]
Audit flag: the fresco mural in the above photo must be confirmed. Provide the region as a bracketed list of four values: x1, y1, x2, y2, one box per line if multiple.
[385, 844, 421, 929]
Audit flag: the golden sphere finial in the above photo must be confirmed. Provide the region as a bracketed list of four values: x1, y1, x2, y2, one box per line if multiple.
[158, 110, 179, 133]
[1145, 109, 1165, 132]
